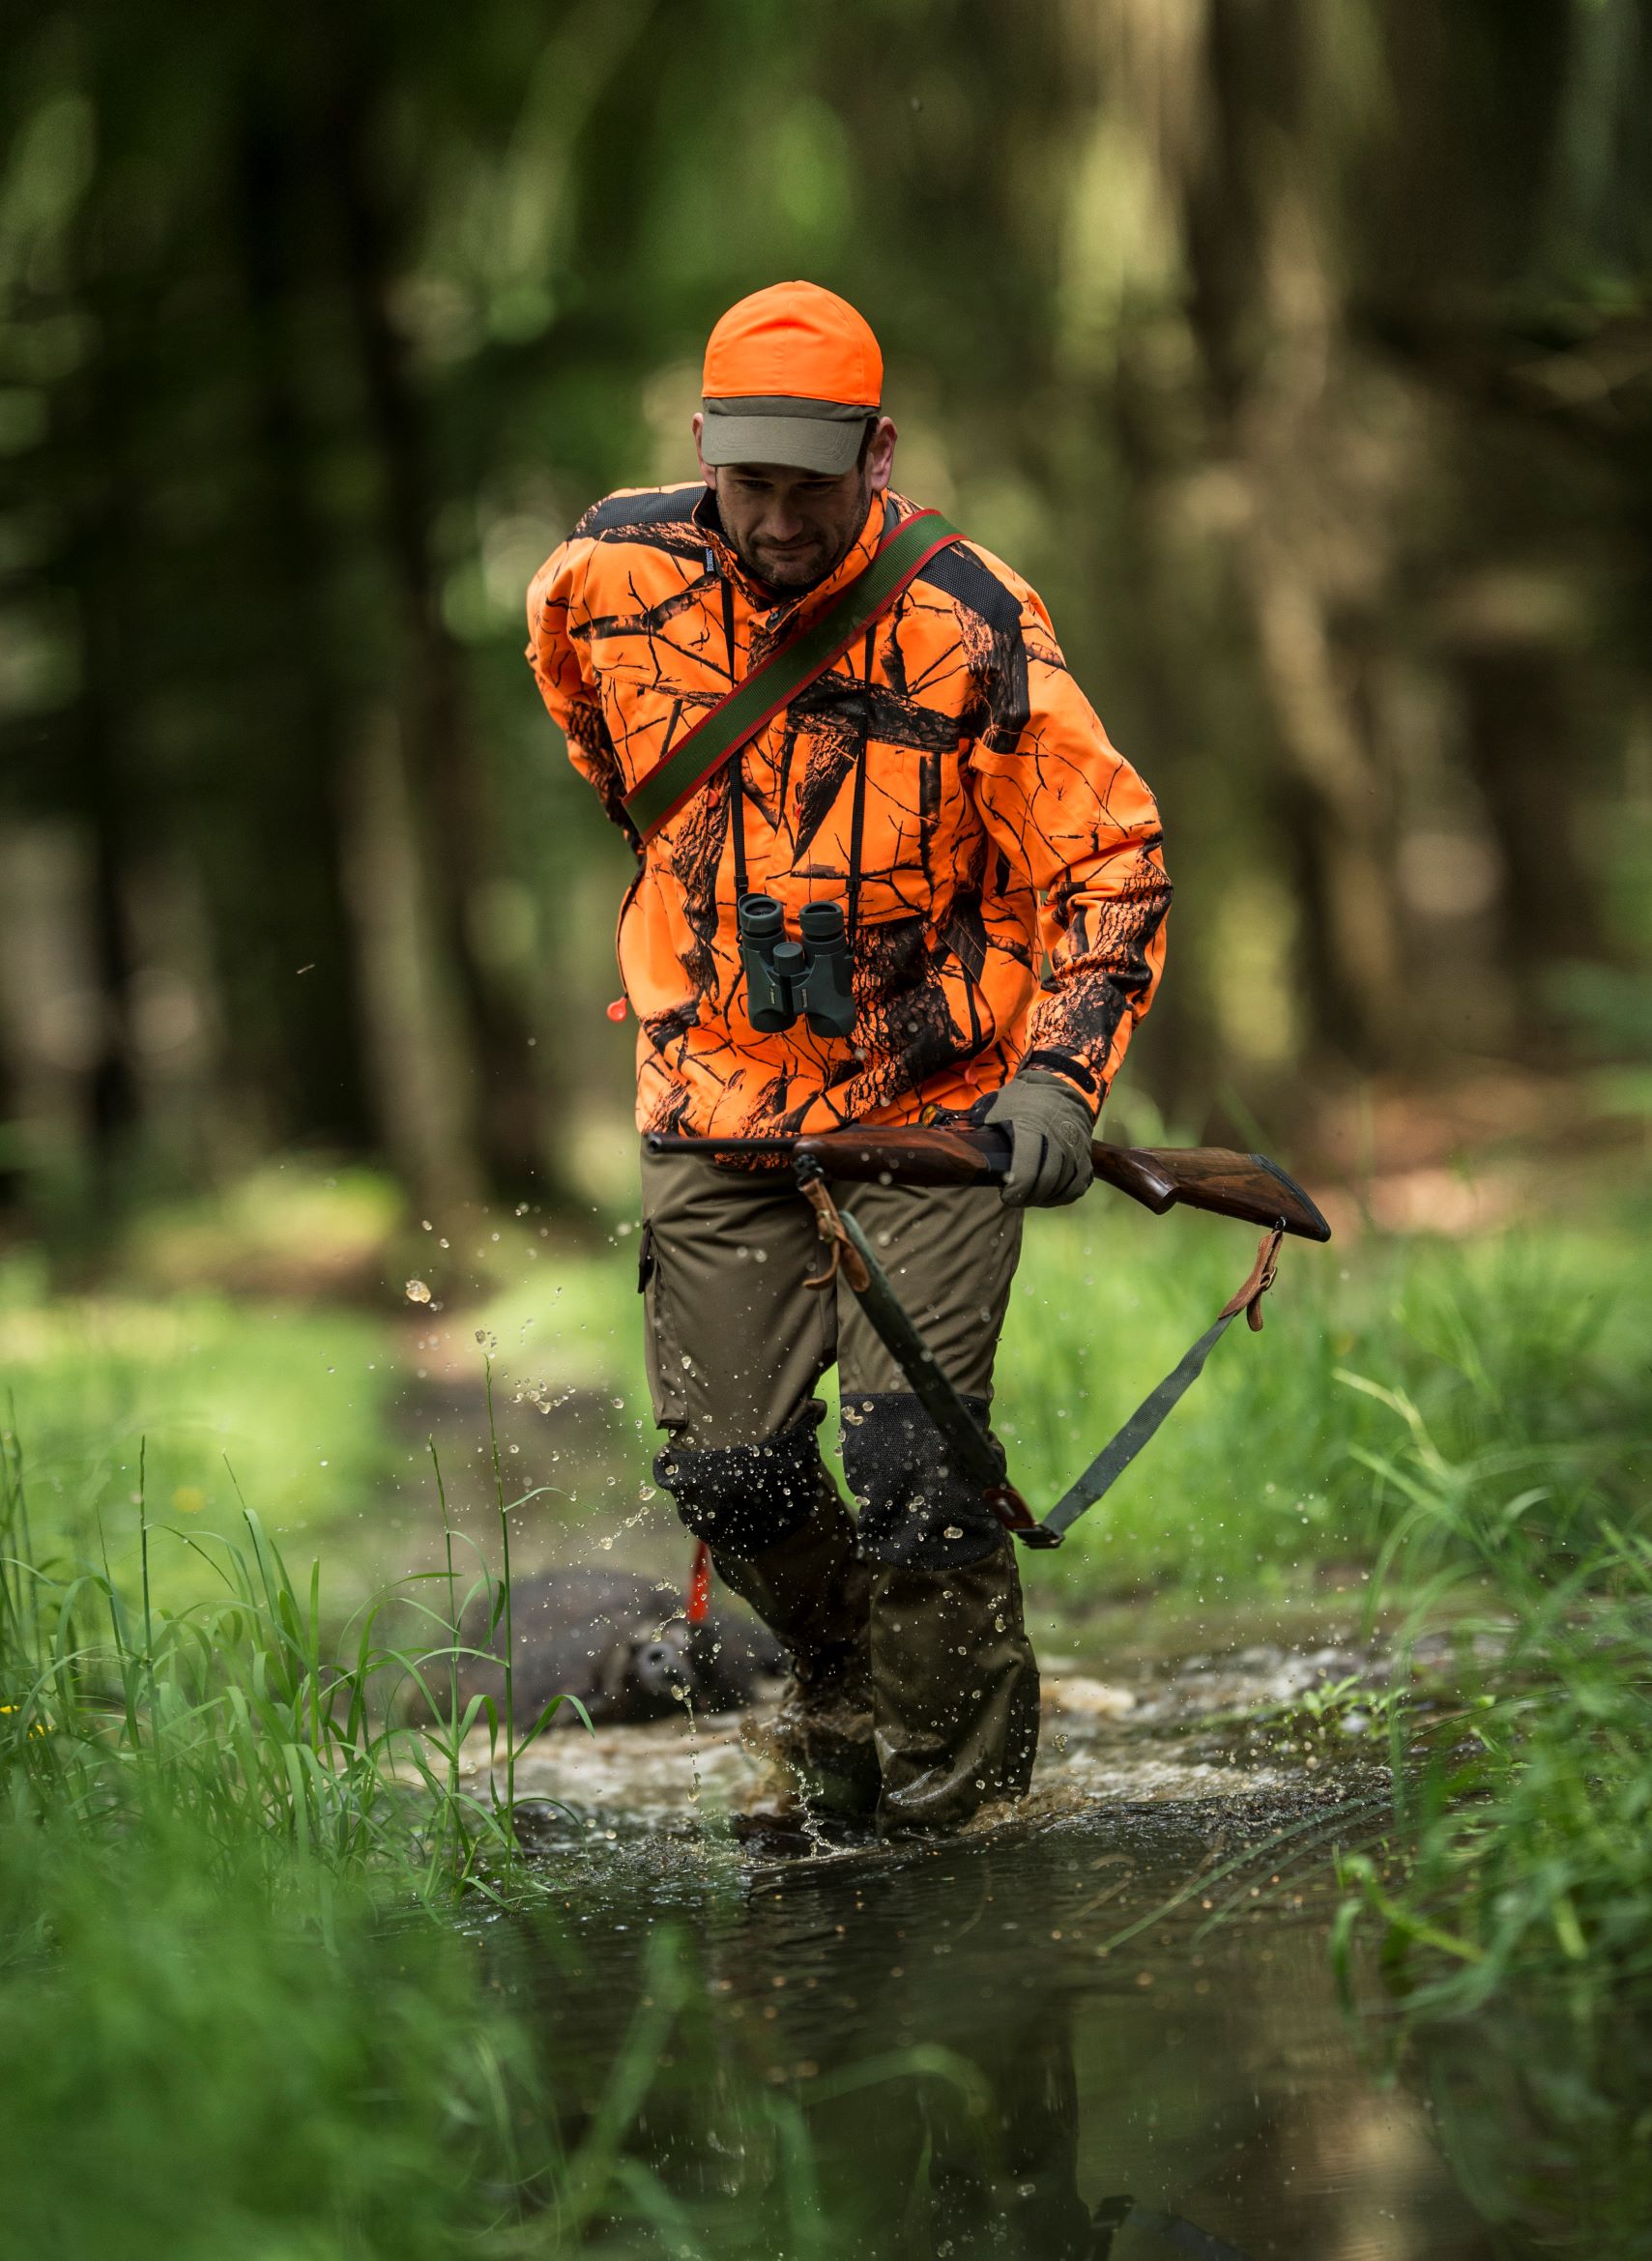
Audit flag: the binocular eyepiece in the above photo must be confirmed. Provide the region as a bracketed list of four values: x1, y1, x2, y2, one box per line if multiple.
[737, 894, 856, 1039]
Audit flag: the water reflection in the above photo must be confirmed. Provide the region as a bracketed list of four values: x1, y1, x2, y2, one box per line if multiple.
[523, 1800, 1500, 2259]
[1406, 2007, 1652, 2259]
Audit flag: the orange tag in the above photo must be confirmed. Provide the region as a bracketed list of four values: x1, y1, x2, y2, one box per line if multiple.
[605, 997, 628, 1023]
[686, 1538, 711, 1624]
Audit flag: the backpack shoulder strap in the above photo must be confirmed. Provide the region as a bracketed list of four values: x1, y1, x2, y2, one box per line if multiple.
[622, 509, 962, 845]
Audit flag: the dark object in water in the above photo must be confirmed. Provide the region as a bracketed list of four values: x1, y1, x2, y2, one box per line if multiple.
[418, 1565, 784, 1732]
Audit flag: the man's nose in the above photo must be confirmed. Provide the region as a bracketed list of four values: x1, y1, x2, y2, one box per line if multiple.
[760, 499, 807, 542]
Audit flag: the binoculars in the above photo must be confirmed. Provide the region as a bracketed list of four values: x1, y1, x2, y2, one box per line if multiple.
[736, 894, 856, 1039]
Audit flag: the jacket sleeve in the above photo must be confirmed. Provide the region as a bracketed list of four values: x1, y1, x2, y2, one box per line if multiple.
[525, 534, 637, 844]
[967, 585, 1171, 1111]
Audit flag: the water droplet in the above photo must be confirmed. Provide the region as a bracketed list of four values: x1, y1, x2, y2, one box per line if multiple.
[405, 1278, 432, 1304]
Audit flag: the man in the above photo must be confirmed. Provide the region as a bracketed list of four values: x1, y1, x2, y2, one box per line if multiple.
[527, 281, 1170, 1835]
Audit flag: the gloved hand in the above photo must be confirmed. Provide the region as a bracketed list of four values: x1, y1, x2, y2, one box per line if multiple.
[984, 1070, 1096, 1208]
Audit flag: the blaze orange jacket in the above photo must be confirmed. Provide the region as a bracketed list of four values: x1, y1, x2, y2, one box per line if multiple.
[526, 485, 1170, 1138]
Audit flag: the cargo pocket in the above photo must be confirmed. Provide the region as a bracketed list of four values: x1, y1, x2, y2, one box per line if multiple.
[637, 1220, 688, 1431]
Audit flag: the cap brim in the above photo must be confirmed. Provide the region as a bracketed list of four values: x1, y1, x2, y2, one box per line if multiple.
[699, 413, 866, 475]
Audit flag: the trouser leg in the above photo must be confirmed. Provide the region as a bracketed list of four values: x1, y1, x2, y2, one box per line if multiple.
[639, 1145, 870, 1665]
[869, 1547, 1040, 1832]
[836, 1178, 1041, 1835]
[705, 1467, 867, 1666]
[640, 1147, 1042, 1832]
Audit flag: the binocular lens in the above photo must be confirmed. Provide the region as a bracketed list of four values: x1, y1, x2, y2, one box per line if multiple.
[737, 894, 785, 944]
[797, 901, 846, 943]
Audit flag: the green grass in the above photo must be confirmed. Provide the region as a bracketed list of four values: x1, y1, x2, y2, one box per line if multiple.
[0, 1407, 869, 2259]
[8, 1182, 1649, 1623]
[998, 1200, 1650, 1599]
[0, 1391, 542, 2259]
[476, 1194, 1651, 1605]
[0, 1265, 402, 1610]
[5, 1178, 1651, 2252]
[1323, 1363, 1652, 2250]
[0, 1818, 546, 2261]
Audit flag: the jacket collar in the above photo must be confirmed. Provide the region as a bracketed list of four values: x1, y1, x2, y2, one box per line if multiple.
[692, 486, 888, 628]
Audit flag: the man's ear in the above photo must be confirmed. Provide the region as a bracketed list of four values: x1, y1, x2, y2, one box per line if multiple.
[691, 411, 715, 492]
[865, 415, 898, 496]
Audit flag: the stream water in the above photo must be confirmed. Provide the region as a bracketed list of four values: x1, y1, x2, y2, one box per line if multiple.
[473, 1637, 1505, 2259]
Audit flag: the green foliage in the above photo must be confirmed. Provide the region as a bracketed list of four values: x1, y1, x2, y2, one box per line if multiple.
[1329, 1375, 1652, 2247]
[0, 1262, 402, 1611]
[0, 1404, 540, 2257]
[0, 1819, 545, 2261]
[997, 1202, 1649, 1600]
[4, 0, 1651, 1223]
[10, 1192, 1649, 1618]
[0, 1415, 561, 1897]
[0, 1409, 856, 2258]
[1336, 1460, 1652, 2015]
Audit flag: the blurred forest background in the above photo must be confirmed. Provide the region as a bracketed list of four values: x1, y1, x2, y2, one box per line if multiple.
[2, 0, 1650, 1243]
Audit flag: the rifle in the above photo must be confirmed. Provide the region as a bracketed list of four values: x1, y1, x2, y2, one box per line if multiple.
[646, 1122, 1330, 1551]
[647, 1126, 1330, 1243]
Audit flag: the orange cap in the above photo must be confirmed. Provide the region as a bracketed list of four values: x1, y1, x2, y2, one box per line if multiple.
[700, 281, 882, 474]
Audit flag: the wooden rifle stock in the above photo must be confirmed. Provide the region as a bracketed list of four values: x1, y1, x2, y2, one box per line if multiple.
[648, 1128, 1331, 1242]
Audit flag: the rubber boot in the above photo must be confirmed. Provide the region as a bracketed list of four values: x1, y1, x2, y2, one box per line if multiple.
[712, 1477, 879, 1817]
[870, 1542, 1040, 1837]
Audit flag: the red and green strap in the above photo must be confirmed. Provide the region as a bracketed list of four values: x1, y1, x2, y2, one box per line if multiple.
[622, 508, 962, 844]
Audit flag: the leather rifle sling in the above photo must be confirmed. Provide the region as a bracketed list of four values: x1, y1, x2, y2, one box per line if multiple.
[622, 509, 963, 844]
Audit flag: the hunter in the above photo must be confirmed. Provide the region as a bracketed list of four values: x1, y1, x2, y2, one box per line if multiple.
[526, 280, 1170, 1834]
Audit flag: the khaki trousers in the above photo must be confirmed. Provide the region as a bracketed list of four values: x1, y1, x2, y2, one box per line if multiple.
[639, 1145, 1021, 1442]
[639, 1145, 1041, 1829]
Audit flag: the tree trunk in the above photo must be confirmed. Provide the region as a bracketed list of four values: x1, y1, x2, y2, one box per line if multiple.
[60, 273, 142, 1207]
[1456, 645, 1602, 988]
[236, 92, 380, 1152]
[320, 56, 551, 1202]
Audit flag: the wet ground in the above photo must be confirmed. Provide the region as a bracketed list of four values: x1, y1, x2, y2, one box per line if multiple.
[458, 1637, 1503, 2259]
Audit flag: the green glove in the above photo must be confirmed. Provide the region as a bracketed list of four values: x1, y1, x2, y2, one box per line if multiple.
[984, 1070, 1096, 1208]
